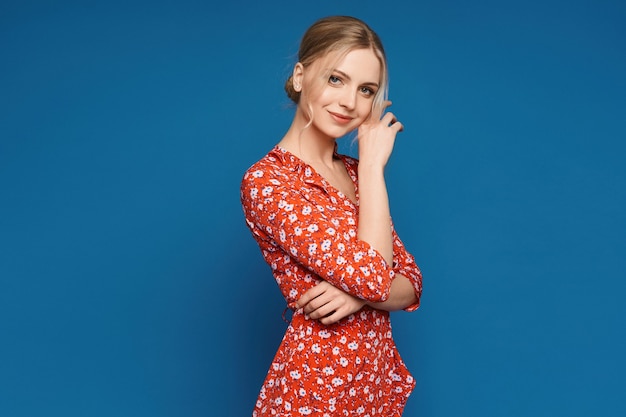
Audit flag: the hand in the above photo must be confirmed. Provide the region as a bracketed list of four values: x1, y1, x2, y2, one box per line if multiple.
[295, 281, 366, 325]
[357, 100, 403, 168]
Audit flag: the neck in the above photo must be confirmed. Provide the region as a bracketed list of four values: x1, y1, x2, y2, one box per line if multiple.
[278, 111, 337, 165]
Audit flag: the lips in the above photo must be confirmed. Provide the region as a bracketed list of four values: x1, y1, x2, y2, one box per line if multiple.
[328, 111, 353, 124]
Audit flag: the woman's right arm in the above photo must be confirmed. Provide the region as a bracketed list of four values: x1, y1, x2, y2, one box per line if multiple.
[355, 111, 403, 263]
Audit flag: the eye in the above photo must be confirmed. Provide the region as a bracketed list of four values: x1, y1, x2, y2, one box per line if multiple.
[329, 75, 342, 85]
[360, 86, 376, 97]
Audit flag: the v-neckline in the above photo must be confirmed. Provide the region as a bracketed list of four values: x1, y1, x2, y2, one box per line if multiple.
[275, 145, 359, 207]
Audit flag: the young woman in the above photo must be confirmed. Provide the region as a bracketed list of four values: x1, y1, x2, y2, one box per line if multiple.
[241, 15, 423, 416]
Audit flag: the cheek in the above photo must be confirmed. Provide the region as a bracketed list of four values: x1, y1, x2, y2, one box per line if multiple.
[357, 99, 374, 118]
[303, 76, 331, 103]
[315, 86, 339, 105]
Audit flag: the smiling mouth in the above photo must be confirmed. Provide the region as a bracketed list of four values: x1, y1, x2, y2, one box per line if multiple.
[329, 111, 353, 123]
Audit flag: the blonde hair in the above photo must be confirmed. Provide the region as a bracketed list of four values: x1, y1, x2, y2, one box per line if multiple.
[285, 16, 389, 119]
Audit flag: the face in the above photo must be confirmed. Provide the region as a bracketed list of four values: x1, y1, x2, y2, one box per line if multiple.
[295, 48, 382, 139]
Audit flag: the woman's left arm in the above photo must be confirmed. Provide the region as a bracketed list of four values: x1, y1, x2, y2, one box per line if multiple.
[364, 273, 417, 311]
[299, 224, 422, 322]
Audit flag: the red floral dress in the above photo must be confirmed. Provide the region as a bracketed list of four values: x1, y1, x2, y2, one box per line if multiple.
[241, 146, 423, 416]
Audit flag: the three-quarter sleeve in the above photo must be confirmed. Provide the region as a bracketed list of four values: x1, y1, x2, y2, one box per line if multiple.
[390, 224, 423, 312]
[241, 167, 395, 303]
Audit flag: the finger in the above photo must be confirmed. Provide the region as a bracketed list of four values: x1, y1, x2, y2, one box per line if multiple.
[381, 111, 396, 124]
[301, 286, 335, 314]
[370, 100, 393, 121]
[307, 299, 340, 319]
[381, 112, 403, 132]
[319, 314, 338, 325]
[295, 282, 327, 308]
[303, 293, 331, 315]
[318, 306, 347, 325]
[392, 121, 404, 132]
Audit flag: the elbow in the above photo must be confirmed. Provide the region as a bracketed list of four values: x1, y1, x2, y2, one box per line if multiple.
[354, 273, 394, 303]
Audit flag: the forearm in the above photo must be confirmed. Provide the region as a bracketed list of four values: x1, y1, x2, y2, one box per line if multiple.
[357, 163, 393, 264]
[365, 273, 417, 311]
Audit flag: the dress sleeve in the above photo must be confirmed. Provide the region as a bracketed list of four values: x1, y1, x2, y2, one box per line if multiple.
[241, 168, 395, 303]
[390, 224, 423, 312]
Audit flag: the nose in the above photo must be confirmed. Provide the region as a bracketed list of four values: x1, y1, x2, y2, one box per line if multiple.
[338, 87, 357, 110]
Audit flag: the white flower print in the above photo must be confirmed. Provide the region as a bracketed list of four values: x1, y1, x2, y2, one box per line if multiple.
[331, 377, 344, 387]
[298, 406, 312, 415]
[318, 330, 331, 339]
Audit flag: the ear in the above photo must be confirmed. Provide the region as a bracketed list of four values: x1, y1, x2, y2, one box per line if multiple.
[292, 62, 304, 92]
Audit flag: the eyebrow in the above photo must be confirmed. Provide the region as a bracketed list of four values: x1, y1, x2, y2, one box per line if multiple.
[334, 69, 379, 88]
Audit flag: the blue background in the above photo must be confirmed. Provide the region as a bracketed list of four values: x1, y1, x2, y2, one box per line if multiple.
[1, 0, 625, 416]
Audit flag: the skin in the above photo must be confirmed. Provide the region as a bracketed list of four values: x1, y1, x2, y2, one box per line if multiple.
[278, 48, 418, 326]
